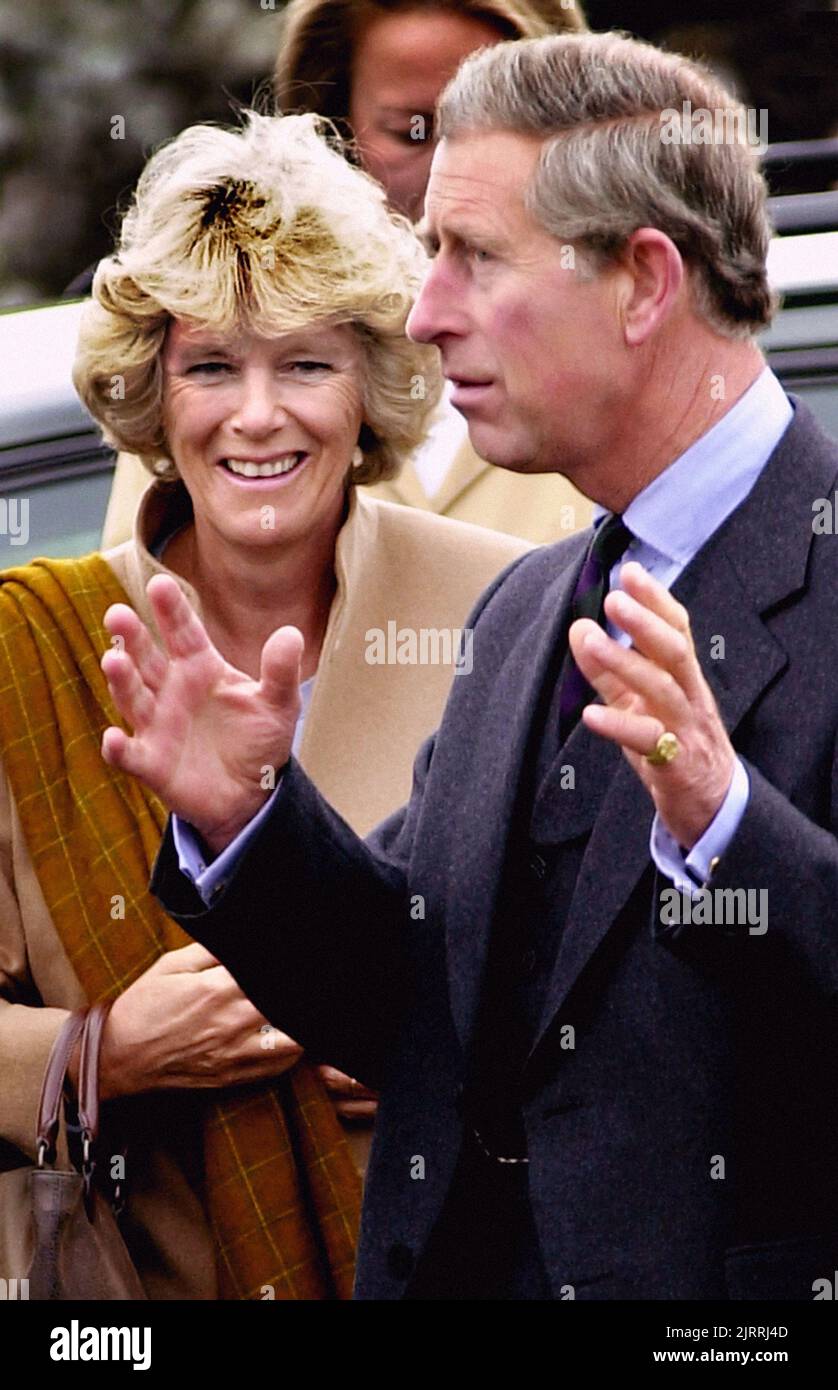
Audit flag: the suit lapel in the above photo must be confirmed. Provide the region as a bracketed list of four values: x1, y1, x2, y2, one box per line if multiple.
[442, 536, 588, 1049]
[369, 442, 488, 514]
[432, 438, 489, 514]
[377, 460, 433, 510]
[529, 551, 788, 1057]
[527, 400, 837, 1058]
[529, 703, 622, 843]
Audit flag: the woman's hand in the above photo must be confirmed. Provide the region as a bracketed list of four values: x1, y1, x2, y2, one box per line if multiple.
[96, 943, 304, 1100]
[101, 575, 304, 853]
[315, 1065, 379, 1121]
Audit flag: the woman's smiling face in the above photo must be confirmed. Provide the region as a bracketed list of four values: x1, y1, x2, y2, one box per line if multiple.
[161, 318, 365, 552]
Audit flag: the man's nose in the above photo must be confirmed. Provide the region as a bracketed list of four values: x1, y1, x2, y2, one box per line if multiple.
[407, 261, 462, 344]
[231, 370, 288, 437]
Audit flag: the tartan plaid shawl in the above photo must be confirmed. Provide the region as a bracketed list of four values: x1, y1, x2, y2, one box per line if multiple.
[0, 553, 361, 1299]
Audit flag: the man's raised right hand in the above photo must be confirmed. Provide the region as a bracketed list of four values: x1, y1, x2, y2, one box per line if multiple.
[100, 574, 303, 855]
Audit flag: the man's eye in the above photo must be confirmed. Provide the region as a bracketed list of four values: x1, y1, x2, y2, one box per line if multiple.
[291, 361, 331, 374]
[471, 248, 493, 265]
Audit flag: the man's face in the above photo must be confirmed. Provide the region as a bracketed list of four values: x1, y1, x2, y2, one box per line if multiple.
[407, 131, 626, 481]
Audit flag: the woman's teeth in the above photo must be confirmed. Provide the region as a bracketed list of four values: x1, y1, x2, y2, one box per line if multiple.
[224, 454, 302, 478]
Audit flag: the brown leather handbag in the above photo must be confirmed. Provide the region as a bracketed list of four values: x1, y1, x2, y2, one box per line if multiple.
[0, 1002, 147, 1299]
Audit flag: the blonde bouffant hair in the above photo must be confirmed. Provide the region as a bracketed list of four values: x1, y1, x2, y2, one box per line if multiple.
[73, 110, 442, 485]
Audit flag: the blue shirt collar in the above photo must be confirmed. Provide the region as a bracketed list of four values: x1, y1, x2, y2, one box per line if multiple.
[593, 367, 793, 565]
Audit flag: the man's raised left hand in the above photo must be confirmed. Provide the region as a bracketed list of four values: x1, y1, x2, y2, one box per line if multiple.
[568, 561, 736, 850]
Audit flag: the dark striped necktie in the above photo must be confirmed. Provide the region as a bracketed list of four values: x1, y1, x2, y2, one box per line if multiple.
[558, 513, 634, 742]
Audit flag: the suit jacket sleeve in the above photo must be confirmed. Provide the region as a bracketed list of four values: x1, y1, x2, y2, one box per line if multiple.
[151, 735, 435, 1091]
[692, 755, 838, 1001]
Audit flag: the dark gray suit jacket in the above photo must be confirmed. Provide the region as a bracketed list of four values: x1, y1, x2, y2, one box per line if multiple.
[154, 399, 838, 1299]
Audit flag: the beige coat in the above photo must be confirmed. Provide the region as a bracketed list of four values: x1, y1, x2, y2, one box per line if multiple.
[0, 482, 528, 1297]
[369, 437, 592, 543]
[102, 443, 591, 550]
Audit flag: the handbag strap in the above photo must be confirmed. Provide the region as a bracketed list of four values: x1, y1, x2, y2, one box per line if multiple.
[77, 1000, 113, 1156]
[35, 1000, 126, 1217]
[36, 1007, 88, 1166]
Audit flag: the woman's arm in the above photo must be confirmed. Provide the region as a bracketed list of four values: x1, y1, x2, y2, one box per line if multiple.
[0, 760, 310, 1147]
[0, 757, 80, 1162]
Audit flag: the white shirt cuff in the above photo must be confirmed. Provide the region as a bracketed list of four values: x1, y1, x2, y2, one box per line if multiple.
[650, 758, 750, 896]
[173, 779, 283, 906]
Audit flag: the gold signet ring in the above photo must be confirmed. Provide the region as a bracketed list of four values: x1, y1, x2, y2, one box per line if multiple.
[645, 731, 680, 766]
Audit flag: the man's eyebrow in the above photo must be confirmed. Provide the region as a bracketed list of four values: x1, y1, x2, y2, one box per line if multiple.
[415, 221, 438, 253]
[421, 221, 507, 256]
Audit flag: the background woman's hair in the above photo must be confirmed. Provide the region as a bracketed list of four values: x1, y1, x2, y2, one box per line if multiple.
[437, 31, 777, 339]
[274, 0, 587, 129]
[73, 110, 442, 485]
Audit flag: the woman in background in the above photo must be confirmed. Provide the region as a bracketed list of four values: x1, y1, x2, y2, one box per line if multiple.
[276, 0, 585, 221]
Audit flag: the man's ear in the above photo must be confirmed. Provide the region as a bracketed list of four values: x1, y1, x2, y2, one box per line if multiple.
[617, 228, 684, 347]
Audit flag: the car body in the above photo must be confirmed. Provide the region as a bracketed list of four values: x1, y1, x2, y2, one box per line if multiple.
[0, 300, 113, 564]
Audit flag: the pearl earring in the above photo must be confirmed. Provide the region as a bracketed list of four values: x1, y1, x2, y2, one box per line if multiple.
[352, 446, 363, 468]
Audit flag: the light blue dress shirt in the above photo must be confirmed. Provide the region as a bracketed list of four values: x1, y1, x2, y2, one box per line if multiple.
[599, 366, 792, 892]
[176, 367, 793, 904]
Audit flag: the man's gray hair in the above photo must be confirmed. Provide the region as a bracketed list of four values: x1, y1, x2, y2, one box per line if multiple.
[437, 32, 777, 339]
